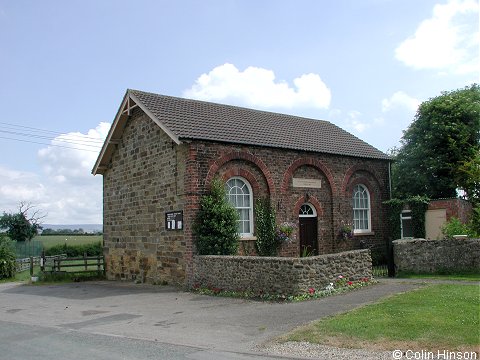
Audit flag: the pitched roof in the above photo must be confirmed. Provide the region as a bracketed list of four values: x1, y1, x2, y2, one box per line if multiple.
[93, 89, 390, 174]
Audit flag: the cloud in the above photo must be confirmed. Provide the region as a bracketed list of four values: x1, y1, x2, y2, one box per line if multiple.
[330, 109, 373, 133]
[0, 168, 45, 204]
[382, 91, 420, 113]
[345, 111, 371, 133]
[395, 0, 479, 74]
[183, 63, 331, 110]
[1, 123, 110, 224]
[38, 123, 110, 183]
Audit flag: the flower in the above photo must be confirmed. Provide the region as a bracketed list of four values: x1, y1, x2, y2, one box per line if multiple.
[347, 281, 353, 286]
[308, 287, 315, 294]
[336, 275, 348, 287]
[339, 220, 354, 240]
[275, 222, 297, 244]
[325, 283, 334, 291]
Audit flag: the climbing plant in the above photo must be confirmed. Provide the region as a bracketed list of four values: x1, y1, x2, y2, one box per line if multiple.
[384, 196, 430, 240]
[254, 197, 278, 256]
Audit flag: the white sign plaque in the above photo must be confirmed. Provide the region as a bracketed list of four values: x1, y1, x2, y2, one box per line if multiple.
[292, 178, 322, 189]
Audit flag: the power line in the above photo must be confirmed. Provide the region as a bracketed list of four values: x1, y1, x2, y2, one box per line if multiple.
[0, 136, 102, 153]
[0, 122, 105, 143]
[0, 121, 107, 152]
[0, 130, 102, 148]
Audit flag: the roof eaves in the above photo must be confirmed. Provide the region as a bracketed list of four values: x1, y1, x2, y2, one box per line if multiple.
[178, 135, 391, 161]
[92, 91, 130, 175]
[92, 90, 183, 176]
[128, 90, 181, 145]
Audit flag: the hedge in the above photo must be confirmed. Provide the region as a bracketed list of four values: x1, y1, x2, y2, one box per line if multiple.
[44, 241, 102, 257]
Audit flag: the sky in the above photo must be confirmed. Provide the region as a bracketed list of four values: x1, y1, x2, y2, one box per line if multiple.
[0, 0, 478, 224]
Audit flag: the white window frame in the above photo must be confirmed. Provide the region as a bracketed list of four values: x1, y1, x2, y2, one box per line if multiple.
[299, 203, 317, 218]
[225, 177, 254, 238]
[401, 210, 413, 239]
[353, 184, 372, 234]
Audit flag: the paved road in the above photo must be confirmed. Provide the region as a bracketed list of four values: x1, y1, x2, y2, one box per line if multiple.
[0, 280, 424, 359]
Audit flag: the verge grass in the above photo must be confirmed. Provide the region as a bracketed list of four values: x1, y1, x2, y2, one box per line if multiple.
[396, 272, 480, 282]
[33, 235, 102, 249]
[0, 266, 41, 283]
[285, 284, 480, 352]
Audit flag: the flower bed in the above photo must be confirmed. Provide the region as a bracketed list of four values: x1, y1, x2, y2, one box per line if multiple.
[192, 275, 376, 302]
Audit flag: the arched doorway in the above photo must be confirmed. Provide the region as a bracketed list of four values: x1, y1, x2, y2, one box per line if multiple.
[298, 203, 318, 256]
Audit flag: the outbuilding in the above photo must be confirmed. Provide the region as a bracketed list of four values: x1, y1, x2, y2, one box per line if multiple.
[93, 89, 391, 284]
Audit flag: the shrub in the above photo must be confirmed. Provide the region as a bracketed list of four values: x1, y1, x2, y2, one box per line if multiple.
[193, 178, 239, 255]
[442, 217, 477, 239]
[44, 242, 103, 257]
[0, 235, 16, 279]
[254, 198, 278, 256]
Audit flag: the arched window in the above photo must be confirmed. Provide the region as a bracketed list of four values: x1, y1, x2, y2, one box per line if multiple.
[299, 203, 317, 217]
[353, 184, 371, 233]
[225, 177, 253, 237]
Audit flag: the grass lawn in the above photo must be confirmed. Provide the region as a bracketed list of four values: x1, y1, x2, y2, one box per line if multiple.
[396, 272, 480, 282]
[285, 284, 480, 352]
[34, 235, 102, 249]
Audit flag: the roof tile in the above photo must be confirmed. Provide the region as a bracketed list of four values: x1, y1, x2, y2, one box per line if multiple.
[129, 89, 390, 160]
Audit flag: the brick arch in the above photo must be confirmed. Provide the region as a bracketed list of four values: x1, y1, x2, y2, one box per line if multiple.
[293, 195, 324, 217]
[281, 158, 336, 196]
[346, 177, 377, 204]
[220, 168, 260, 195]
[205, 151, 275, 194]
[341, 164, 382, 195]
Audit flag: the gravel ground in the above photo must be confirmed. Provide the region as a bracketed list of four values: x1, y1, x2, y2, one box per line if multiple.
[263, 341, 394, 360]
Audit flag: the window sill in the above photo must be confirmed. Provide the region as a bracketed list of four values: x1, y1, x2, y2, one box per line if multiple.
[240, 236, 257, 241]
[354, 231, 375, 236]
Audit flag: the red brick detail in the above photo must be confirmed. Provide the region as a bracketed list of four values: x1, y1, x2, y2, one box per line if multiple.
[220, 168, 261, 194]
[205, 151, 275, 194]
[345, 177, 377, 204]
[281, 158, 336, 196]
[428, 198, 473, 223]
[341, 164, 382, 195]
[293, 195, 324, 217]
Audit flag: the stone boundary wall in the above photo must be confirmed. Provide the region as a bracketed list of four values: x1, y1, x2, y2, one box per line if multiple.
[393, 238, 480, 273]
[192, 249, 372, 295]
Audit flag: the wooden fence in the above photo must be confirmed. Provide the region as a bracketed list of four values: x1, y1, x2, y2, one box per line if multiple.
[15, 253, 104, 275]
[46, 253, 105, 274]
[15, 255, 66, 273]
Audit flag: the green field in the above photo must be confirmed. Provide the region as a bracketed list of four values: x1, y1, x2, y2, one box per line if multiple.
[34, 235, 103, 249]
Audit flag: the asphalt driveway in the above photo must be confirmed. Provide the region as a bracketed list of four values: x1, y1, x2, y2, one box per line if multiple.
[0, 280, 422, 357]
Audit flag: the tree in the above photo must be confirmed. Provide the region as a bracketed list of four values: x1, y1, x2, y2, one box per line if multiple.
[392, 84, 480, 199]
[0, 202, 45, 242]
[457, 150, 480, 205]
[193, 178, 239, 255]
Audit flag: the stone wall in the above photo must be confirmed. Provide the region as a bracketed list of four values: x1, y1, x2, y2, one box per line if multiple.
[192, 249, 372, 295]
[393, 238, 480, 273]
[103, 107, 187, 285]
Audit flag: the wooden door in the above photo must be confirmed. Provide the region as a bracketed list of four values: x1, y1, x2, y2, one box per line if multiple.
[299, 217, 318, 256]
